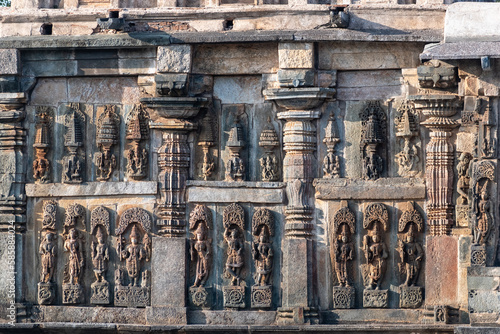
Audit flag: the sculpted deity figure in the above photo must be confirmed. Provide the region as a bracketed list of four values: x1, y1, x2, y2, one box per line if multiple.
[252, 228, 273, 286]
[224, 228, 244, 285]
[363, 223, 388, 290]
[457, 152, 472, 205]
[91, 226, 109, 283]
[40, 232, 56, 283]
[190, 223, 211, 287]
[96, 149, 116, 181]
[473, 181, 493, 245]
[334, 224, 354, 287]
[64, 228, 84, 285]
[400, 223, 424, 286]
[121, 225, 148, 286]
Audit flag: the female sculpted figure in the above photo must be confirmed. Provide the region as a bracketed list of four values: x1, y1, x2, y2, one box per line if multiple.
[190, 223, 211, 287]
[224, 228, 244, 285]
[474, 182, 493, 245]
[91, 226, 109, 283]
[335, 224, 353, 287]
[363, 223, 388, 290]
[253, 228, 273, 286]
[40, 232, 56, 283]
[64, 228, 83, 285]
[121, 225, 147, 286]
[400, 224, 423, 286]
[457, 152, 472, 205]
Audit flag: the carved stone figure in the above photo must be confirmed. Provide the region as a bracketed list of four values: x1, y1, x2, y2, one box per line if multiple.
[259, 118, 280, 182]
[225, 120, 245, 181]
[115, 207, 152, 307]
[251, 208, 274, 308]
[360, 101, 386, 180]
[323, 112, 341, 178]
[198, 111, 216, 180]
[62, 103, 85, 184]
[90, 206, 111, 304]
[471, 161, 495, 246]
[33, 106, 52, 183]
[39, 232, 56, 284]
[362, 203, 389, 293]
[223, 203, 246, 308]
[126, 104, 149, 180]
[395, 100, 420, 177]
[64, 228, 83, 285]
[95, 105, 120, 181]
[480, 100, 496, 158]
[456, 152, 472, 206]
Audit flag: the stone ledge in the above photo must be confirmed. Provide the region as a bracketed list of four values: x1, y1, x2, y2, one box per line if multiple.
[186, 180, 285, 204]
[467, 266, 500, 277]
[25, 181, 157, 198]
[314, 177, 425, 200]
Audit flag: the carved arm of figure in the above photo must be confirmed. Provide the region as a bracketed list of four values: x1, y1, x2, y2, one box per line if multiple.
[91, 241, 96, 261]
[362, 235, 372, 262]
[190, 239, 196, 261]
[119, 236, 127, 261]
[347, 242, 354, 261]
[77, 239, 84, 269]
[415, 242, 424, 262]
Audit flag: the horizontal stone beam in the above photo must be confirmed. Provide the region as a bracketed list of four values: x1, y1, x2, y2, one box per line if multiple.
[186, 180, 285, 204]
[313, 178, 425, 200]
[26, 181, 157, 197]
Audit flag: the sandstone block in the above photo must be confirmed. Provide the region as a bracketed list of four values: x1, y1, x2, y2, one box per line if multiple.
[0, 49, 19, 75]
[157, 45, 192, 73]
[278, 43, 314, 69]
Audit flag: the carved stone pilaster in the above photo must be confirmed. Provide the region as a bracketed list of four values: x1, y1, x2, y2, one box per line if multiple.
[0, 92, 26, 231]
[62, 103, 85, 184]
[141, 96, 208, 236]
[264, 87, 334, 323]
[411, 95, 461, 236]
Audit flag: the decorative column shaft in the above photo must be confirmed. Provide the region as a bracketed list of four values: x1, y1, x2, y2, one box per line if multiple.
[412, 96, 460, 236]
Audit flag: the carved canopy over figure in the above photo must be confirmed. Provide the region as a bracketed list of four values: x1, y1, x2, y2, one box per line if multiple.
[39, 232, 56, 283]
[64, 228, 84, 285]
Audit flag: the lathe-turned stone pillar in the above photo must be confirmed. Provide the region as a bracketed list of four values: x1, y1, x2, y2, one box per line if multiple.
[264, 87, 334, 324]
[410, 94, 461, 310]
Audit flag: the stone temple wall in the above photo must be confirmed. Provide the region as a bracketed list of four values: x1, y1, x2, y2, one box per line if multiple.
[0, 2, 499, 333]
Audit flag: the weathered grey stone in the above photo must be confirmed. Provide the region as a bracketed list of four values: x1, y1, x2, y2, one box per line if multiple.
[186, 181, 285, 203]
[278, 43, 314, 69]
[25, 181, 157, 197]
[0, 49, 19, 75]
[157, 45, 192, 73]
[444, 3, 500, 43]
[314, 178, 426, 200]
[145, 306, 187, 325]
[188, 310, 277, 325]
[151, 237, 186, 308]
[277, 69, 315, 88]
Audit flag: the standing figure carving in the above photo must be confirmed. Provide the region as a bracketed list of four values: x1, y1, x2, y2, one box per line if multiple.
[95, 105, 120, 181]
[397, 201, 424, 308]
[323, 112, 341, 178]
[395, 100, 420, 177]
[360, 102, 387, 180]
[38, 201, 58, 305]
[457, 152, 472, 205]
[362, 203, 389, 308]
[62, 203, 86, 304]
[225, 121, 246, 182]
[40, 232, 56, 284]
[222, 203, 246, 308]
[251, 208, 274, 308]
[470, 161, 495, 247]
[259, 118, 280, 182]
[125, 104, 149, 180]
[115, 207, 152, 307]
[90, 206, 111, 304]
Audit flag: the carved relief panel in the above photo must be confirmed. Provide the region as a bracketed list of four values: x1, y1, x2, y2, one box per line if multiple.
[33, 106, 53, 184]
[198, 111, 217, 181]
[225, 120, 246, 182]
[62, 203, 86, 304]
[115, 207, 152, 307]
[222, 203, 246, 308]
[360, 102, 387, 180]
[62, 104, 85, 184]
[189, 204, 213, 308]
[456, 152, 473, 228]
[394, 100, 421, 177]
[397, 201, 424, 308]
[259, 119, 280, 182]
[323, 112, 341, 178]
[90, 206, 111, 305]
[331, 201, 355, 309]
[125, 104, 149, 181]
[95, 105, 120, 181]
[362, 203, 389, 308]
[38, 200, 58, 305]
[251, 208, 274, 308]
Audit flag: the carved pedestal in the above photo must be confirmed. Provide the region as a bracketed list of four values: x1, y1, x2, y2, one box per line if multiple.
[37, 282, 55, 305]
[251, 285, 272, 308]
[189, 286, 212, 309]
[400, 286, 423, 308]
[114, 284, 150, 308]
[62, 283, 83, 304]
[223, 285, 245, 309]
[471, 245, 486, 266]
[91, 281, 110, 305]
[264, 87, 334, 324]
[333, 286, 355, 309]
[363, 289, 388, 308]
